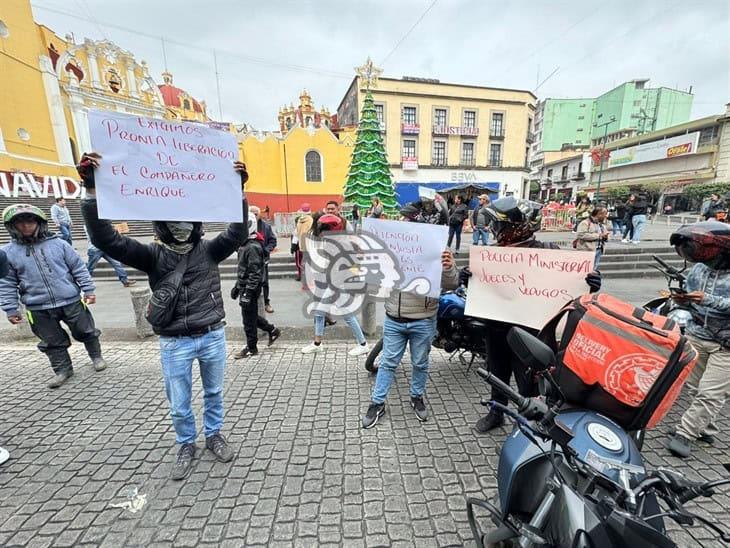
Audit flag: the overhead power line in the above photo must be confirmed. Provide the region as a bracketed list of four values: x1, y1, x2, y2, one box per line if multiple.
[380, 0, 439, 67]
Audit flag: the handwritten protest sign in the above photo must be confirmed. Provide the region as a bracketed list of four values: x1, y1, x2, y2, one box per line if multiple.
[465, 246, 595, 329]
[363, 218, 448, 298]
[88, 110, 242, 222]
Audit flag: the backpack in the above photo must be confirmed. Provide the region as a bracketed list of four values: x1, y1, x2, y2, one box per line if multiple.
[540, 293, 698, 431]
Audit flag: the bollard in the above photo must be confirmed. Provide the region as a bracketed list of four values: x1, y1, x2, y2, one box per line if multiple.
[129, 286, 155, 338]
[361, 294, 377, 337]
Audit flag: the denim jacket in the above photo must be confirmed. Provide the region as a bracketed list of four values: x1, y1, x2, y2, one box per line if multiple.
[685, 263, 730, 343]
[0, 236, 94, 315]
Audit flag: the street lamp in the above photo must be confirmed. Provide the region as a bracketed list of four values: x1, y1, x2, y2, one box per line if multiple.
[592, 114, 616, 203]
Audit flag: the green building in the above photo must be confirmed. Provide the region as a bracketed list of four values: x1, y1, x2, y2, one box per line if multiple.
[537, 79, 693, 152]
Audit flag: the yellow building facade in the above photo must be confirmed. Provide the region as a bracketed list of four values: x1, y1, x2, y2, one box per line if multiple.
[337, 75, 537, 199]
[239, 125, 354, 213]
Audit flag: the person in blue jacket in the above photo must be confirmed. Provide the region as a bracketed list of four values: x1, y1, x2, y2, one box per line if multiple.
[0, 249, 9, 465]
[0, 204, 105, 389]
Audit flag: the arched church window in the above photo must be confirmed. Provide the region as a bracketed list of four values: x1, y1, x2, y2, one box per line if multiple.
[305, 150, 322, 182]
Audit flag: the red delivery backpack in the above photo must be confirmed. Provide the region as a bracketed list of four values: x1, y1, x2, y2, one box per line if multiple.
[539, 293, 698, 431]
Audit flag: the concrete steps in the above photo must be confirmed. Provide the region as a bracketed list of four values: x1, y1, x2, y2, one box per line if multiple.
[88, 245, 684, 282]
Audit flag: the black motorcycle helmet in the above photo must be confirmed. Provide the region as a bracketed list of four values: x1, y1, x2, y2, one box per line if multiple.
[670, 220, 730, 270]
[153, 221, 203, 245]
[399, 197, 448, 225]
[486, 196, 542, 245]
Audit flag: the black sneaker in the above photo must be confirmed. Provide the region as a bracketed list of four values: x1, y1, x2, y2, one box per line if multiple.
[170, 443, 196, 481]
[667, 433, 692, 458]
[410, 396, 428, 422]
[268, 328, 281, 346]
[362, 403, 385, 429]
[668, 427, 715, 445]
[48, 369, 73, 389]
[475, 410, 504, 433]
[206, 433, 234, 463]
[234, 348, 258, 359]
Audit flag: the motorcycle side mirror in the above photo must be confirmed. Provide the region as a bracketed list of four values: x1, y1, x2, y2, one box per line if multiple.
[507, 327, 556, 372]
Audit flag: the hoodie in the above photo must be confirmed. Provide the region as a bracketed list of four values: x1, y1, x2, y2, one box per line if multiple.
[685, 263, 730, 344]
[0, 235, 94, 315]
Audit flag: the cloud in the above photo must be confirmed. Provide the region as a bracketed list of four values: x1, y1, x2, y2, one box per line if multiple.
[32, 0, 729, 129]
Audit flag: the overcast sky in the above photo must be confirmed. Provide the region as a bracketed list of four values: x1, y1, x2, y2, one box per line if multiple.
[31, 0, 729, 130]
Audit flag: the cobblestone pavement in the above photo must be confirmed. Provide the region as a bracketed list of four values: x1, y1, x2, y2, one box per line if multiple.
[0, 341, 728, 547]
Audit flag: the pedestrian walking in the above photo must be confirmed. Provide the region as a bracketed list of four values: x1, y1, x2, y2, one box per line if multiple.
[0, 204, 106, 388]
[232, 214, 280, 359]
[666, 221, 730, 458]
[608, 201, 626, 239]
[79, 152, 248, 481]
[50, 197, 73, 245]
[447, 194, 468, 253]
[471, 194, 490, 245]
[575, 207, 609, 268]
[351, 203, 361, 232]
[84, 227, 136, 287]
[703, 193, 726, 221]
[573, 196, 591, 232]
[293, 204, 313, 282]
[622, 193, 648, 244]
[361, 198, 458, 429]
[301, 213, 369, 356]
[249, 205, 276, 313]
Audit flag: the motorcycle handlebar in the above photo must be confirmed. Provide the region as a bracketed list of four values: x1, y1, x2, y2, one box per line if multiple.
[476, 368, 528, 409]
[653, 255, 684, 281]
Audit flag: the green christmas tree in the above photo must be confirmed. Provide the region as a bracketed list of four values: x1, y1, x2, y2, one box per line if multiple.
[343, 90, 398, 212]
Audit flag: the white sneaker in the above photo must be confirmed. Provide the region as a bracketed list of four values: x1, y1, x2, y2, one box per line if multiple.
[631, 240, 639, 244]
[621, 238, 629, 243]
[301, 342, 321, 354]
[348, 343, 370, 357]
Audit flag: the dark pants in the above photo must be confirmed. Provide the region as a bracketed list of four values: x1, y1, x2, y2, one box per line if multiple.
[485, 324, 538, 407]
[241, 292, 274, 352]
[294, 250, 303, 280]
[447, 223, 463, 251]
[28, 301, 101, 374]
[263, 262, 271, 305]
[622, 217, 634, 240]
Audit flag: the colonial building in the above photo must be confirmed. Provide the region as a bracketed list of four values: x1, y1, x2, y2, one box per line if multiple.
[238, 125, 355, 214]
[537, 151, 592, 202]
[336, 74, 536, 201]
[278, 90, 334, 132]
[158, 71, 208, 123]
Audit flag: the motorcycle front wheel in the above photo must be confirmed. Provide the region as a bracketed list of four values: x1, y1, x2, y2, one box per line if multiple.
[365, 338, 384, 374]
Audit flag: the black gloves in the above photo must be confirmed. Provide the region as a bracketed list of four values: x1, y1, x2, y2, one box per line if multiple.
[585, 271, 602, 293]
[290, 242, 299, 255]
[77, 152, 99, 189]
[459, 267, 472, 288]
[230, 286, 240, 300]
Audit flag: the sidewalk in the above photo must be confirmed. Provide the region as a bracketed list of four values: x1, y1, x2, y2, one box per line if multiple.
[0, 341, 726, 547]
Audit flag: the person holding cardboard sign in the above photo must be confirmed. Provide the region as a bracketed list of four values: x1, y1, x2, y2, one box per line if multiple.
[471, 197, 602, 433]
[78, 152, 249, 481]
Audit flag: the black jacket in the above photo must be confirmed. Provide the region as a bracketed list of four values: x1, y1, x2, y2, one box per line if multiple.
[449, 203, 468, 226]
[258, 220, 277, 258]
[628, 199, 648, 216]
[236, 239, 264, 299]
[81, 198, 248, 336]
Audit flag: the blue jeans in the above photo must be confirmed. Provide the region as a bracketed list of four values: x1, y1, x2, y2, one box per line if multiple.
[611, 219, 624, 236]
[160, 327, 227, 444]
[594, 248, 603, 269]
[87, 247, 129, 283]
[632, 214, 647, 243]
[472, 228, 489, 245]
[371, 315, 437, 404]
[314, 312, 366, 344]
[59, 224, 73, 245]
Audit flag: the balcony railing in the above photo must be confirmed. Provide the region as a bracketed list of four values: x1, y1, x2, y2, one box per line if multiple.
[527, 131, 535, 143]
[431, 159, 448, 167]
[432, 125, 479, 137]
[460, 158, 476, 167]
[488, 159, 502, 168]
[490, 128, 505, 139]
[401, 156, 418, 171]
[401, 122, 420, 135]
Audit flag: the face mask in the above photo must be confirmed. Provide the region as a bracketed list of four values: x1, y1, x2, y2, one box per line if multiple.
[166, 222, 194, 243]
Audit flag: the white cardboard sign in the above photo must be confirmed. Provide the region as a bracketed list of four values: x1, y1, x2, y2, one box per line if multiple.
[465, 246, 595, 329]
[88, 110, 242, 221]
[363, 218, 448, 298]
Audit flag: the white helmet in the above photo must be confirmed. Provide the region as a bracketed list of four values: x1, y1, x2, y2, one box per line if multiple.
[247, 216, 258, 239]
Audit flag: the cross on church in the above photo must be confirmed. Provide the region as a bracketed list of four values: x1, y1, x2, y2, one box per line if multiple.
[355, 57, 383, 90]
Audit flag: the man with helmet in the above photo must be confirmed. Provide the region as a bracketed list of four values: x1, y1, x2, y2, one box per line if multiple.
[472, 196, 602, 433]
[77, 152, 249, 481]
[362, 197, 457, 428]
[667, 220, 730, 458]
[0, 204, 105, 388]
[232, 210, 280, 359]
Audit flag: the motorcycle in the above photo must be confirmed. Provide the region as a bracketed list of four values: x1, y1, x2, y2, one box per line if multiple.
[643, 255, 693, 333]
[468, 327, 730, 548]
[364, 285, 490, 374]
